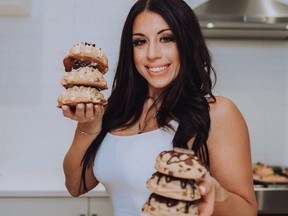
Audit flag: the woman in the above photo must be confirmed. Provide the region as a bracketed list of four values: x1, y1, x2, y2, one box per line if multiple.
[61, 0, 257, 215]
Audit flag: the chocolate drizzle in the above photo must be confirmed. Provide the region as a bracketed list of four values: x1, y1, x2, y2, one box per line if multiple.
[151, 172, 198, 200]
[83, 42, 95, 47]
[160, 150, 196, 166]
[148, 193, 196, 213]
[63, 57, 103, 72]
[72, 59, 98, 70]
[153, 172, 196, 189]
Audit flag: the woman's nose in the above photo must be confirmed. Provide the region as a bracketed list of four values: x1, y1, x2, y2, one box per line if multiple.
[147, 42, 162, 61]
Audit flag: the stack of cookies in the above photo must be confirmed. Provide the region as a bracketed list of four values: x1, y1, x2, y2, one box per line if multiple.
[142, 148, 207, 216]
[57, 42, 109, 108]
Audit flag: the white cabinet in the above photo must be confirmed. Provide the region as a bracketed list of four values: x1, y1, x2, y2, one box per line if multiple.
[0, 197, 113, 216]
[90, 197, 113, 216]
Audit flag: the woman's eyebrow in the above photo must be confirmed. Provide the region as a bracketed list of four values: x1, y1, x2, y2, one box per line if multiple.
[157, 28, 171, 34]
[132, 33, 145, 36]
[132, 29, 172, 37]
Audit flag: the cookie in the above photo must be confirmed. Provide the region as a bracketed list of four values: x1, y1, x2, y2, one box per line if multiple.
[63, 42, 108, 73]
[60, 66, 108, 90]
[57, 86, 107, 107]
[253, 163, 288, 183]
[253, 162, 274, 177]
[155, 148, 207, 179]
[146, 172, 201, 201]
[142, 193, 198, 216]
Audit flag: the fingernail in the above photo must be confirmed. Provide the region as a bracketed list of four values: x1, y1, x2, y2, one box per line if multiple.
[87, 103, 92, 108]
[62, 105, 68, 110]
[199, 185, 206, 193]
[77, 104, 84, 109]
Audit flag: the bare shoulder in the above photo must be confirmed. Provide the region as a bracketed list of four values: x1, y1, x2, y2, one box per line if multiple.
[207, 95, 249, 148]
[208, 96, 243, 120]
[208, 96, 248, 133]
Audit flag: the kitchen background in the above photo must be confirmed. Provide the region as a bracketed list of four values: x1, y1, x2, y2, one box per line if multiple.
[0, 0, 287, 193]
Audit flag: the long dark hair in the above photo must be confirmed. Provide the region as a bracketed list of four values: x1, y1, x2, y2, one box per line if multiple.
[81, 0, 216, 191]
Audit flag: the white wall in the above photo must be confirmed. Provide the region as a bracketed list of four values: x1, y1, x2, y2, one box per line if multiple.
[209, 40, 288, 165]
[0, 0, 287, 189]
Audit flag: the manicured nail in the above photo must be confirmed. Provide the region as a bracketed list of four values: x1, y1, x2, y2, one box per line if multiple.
[77, 104, 84, 109]
[199, 185, 206, 193]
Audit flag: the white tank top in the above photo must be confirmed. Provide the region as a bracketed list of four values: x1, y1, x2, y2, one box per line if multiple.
[93, 120, 178, 216]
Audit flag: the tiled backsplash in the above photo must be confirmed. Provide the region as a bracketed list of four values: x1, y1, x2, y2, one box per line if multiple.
[0, 0, 287, 179]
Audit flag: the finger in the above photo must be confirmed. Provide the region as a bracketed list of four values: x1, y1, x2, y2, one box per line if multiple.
[85, 103, 94, 119]
[198, 184, 215, 216]
[74, 103, 85, 120]
[62, 105, 74, 118]
[199, 185, 207, 196]
[94, 104, 104, 119]
[197, 174, 215, 216]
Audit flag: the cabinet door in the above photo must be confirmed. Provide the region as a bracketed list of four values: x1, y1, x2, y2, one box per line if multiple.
[89, 197, 113, 216]
[0, 197, 88, 216]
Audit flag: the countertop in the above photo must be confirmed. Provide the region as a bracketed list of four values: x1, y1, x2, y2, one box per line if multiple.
[2, 171, 287, 204]
[0, 171, 108, 197]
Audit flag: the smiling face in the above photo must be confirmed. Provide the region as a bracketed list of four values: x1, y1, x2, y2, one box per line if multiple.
[132, 11, 180, 97]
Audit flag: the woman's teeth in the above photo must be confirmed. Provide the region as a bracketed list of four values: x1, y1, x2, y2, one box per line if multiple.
[149, 66, 167, 72]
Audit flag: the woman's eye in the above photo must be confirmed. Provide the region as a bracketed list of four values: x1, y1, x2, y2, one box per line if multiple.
[160, 36, 175, 43]
[133, 39, 146, 47]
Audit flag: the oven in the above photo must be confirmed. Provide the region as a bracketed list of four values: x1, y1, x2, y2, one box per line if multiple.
[255, 184, 288, 215]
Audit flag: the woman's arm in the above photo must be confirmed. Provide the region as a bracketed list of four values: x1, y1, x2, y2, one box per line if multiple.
[199, 96, 257, 216]
[62, 103, 104, 197]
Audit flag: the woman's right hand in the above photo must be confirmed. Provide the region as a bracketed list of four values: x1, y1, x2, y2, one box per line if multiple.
[61, 103, 105, 134]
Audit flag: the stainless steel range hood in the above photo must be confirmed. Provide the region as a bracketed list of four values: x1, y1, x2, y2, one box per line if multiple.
[193, 0, 288, 39]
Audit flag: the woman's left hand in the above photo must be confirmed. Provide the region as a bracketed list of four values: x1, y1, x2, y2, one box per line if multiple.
[196, 173, 228, 216]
